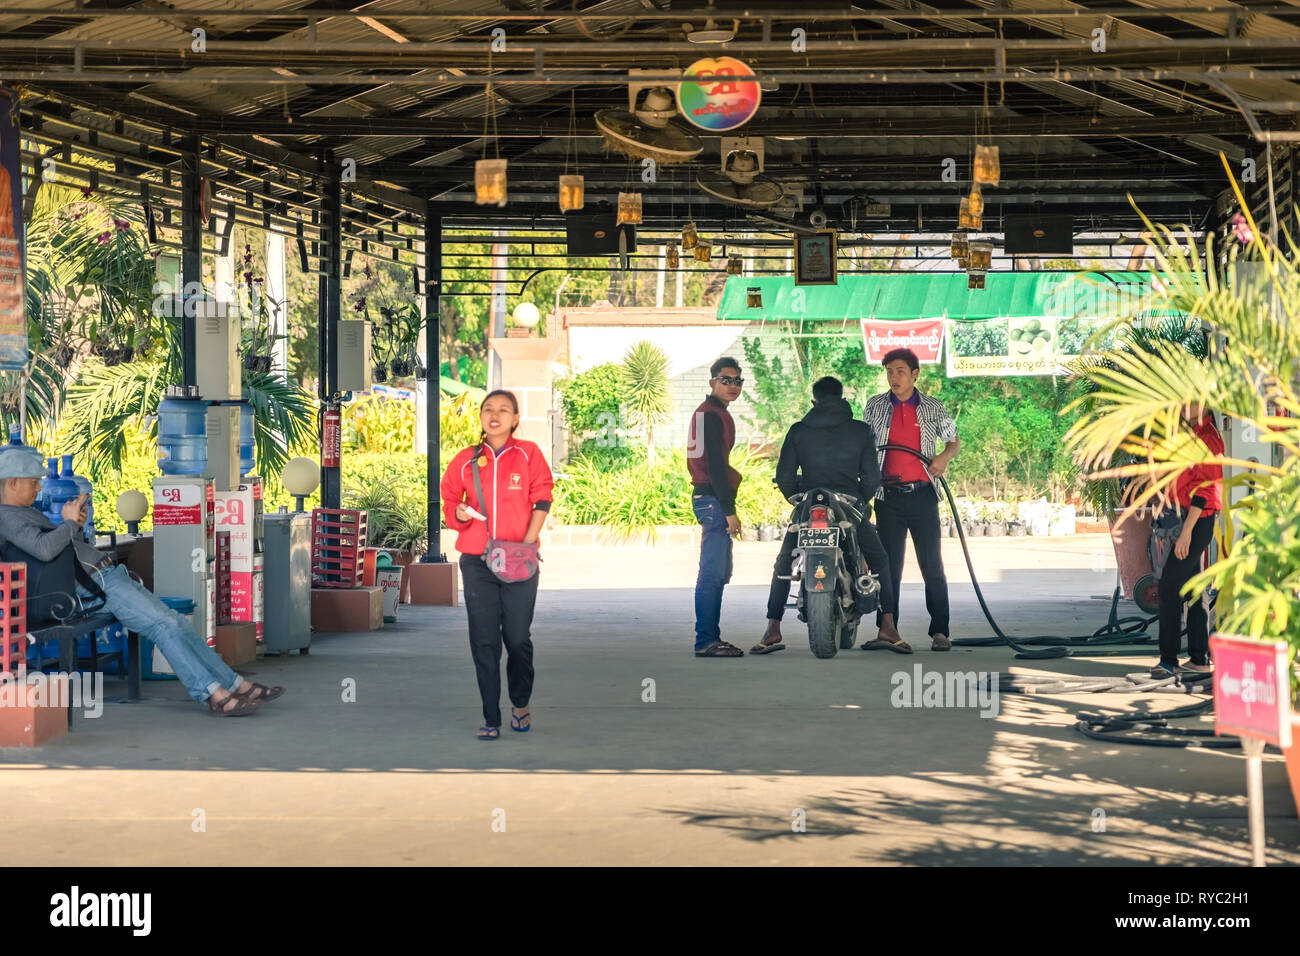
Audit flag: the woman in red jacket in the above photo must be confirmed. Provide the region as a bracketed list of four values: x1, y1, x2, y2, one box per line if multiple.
[441, 390, 554, 740]
[1153, 405, 1224, 680]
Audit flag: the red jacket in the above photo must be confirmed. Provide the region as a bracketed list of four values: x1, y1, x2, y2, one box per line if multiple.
[1174, 414, 1224, 515]
[441, 437, 554, 555]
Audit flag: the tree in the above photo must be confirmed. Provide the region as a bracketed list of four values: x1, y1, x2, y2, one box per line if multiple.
[620, 341, 671, 466]
[1066, 178, 1300, 682]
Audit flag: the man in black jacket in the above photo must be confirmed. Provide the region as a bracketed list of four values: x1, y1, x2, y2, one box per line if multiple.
[751, 377, 902, 654]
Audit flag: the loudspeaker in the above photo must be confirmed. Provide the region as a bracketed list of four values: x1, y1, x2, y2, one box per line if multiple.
[566, 209, 636, 255]
[1004, 214, 1073, 256]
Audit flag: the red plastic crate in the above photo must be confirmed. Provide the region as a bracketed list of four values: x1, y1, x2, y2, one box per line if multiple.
[311, 509, 367, 588]
[0, 563, 27, 677]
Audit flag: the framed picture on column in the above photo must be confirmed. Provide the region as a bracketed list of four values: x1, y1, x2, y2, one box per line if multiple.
[794, 230, 838, 285]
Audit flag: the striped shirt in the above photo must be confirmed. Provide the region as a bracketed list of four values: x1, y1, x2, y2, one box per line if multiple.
[862, 390, 958, 498]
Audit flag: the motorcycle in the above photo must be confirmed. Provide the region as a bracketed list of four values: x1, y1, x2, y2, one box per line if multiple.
[787, 488, 881, 658]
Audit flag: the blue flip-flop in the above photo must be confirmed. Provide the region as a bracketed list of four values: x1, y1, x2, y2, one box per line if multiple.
[510, 711, 531, 733]
[477, 725, 500, 740]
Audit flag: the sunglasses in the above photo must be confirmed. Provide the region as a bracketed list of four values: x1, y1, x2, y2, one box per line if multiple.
[716, 375, 744, 387]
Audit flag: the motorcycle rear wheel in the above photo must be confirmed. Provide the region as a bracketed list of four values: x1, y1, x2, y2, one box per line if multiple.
[805, 590, 839, 659]
[839, 619, 859, 649]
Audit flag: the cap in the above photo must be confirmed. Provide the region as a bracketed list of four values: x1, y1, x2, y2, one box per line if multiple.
[0, 446, 49, 480]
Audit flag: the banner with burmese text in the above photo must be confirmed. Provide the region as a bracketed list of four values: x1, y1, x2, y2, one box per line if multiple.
[861, 318, 944, 365]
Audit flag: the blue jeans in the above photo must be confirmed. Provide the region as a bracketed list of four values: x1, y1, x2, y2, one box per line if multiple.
[692, 495, 733, 650]
[77, 565, 243, 704]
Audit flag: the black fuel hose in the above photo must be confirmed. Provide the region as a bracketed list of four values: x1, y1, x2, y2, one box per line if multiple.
[875, 443, 1230, 748]
[876, 443, 1164, 660]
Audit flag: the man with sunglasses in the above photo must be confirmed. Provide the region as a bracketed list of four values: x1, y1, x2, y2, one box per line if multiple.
[687, 357, 745, 657]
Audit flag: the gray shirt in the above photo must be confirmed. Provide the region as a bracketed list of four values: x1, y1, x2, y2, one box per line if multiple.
[0, 503, 108, 572]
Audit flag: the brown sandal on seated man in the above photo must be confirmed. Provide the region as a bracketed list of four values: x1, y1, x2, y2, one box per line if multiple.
[233, 682, 285, 703]
[208, 693, 261, 716]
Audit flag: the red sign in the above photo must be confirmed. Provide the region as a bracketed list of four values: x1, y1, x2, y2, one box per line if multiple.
[861, 319, 945, 364]
[154, 481, 204, 526]
[1210, 634, 1292, 747]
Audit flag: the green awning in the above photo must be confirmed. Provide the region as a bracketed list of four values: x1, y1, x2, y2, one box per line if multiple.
[716, 272, 1166, 322]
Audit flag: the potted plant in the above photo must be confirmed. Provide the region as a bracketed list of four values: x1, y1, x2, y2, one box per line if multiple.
[381, 498, 429, 603]
[1006, 498, 1027, 536]
[1065, 191, 1300, 815]
[985, 501, 1008, 537]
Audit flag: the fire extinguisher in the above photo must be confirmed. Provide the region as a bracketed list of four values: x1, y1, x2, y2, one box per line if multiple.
[322, 402, 342, 468]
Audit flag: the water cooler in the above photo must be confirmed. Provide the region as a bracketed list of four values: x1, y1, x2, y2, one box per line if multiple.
[151, 476, 216, 657]
[263, 510, 312, 654]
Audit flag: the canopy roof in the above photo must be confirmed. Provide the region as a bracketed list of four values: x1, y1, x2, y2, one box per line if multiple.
[716, 272, 1178, 321]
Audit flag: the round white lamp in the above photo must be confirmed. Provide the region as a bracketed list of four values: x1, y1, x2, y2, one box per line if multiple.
[116, 489, 149, 535]
[512, 301, 541, 329]
[282, 457, 320, 513]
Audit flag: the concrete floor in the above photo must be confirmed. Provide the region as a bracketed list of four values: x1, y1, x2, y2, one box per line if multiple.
[2, 533, 1296, 866]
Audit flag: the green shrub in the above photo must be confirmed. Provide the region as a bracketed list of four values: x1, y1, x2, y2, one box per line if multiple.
[557, 363, 622, 440]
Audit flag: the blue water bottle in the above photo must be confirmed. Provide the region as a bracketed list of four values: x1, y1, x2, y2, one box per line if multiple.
[237, 399, 255, 476]
[42, 460, 80, 527]
[38, 457, 58, 515]
[157, 385, 208, 476]
[61, 455, 96, 543]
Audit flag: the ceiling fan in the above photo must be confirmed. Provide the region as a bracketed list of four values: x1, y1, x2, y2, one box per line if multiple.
[695, 136, 785, 208]
[594, 74, 704, 165]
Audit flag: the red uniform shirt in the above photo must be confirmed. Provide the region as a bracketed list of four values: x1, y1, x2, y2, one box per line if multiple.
[1174, 414, 1224, 515]
[882, 393, 930, 484]
[441, 437, 554, 555]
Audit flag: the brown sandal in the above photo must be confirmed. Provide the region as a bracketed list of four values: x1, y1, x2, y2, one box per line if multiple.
[234, 682, 285, 703]
[208, 693, 260, 716]
[695, 641, 745, 658]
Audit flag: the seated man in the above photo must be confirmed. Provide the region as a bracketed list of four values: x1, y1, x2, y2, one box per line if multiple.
[752, 376, 902, 654]
[0, 444, 283, 715]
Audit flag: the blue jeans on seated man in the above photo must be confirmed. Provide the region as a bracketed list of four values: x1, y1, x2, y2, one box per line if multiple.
[692, 495, 734, 651]
[76, 564, 244, 704]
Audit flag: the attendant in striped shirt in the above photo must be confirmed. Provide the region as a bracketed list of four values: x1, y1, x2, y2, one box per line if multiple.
[861, 348, 960, 653]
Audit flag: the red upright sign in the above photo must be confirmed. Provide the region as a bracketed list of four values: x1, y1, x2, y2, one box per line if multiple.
[861, 319, 945, 364]
[1210, 634, 1292, 747]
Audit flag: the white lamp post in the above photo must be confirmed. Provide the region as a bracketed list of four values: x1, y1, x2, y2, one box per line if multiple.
[115, 490, 149, 535]
[282, 457, 320, 513]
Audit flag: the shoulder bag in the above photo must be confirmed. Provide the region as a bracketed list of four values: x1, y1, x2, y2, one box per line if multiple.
[471, 447, 540, 583]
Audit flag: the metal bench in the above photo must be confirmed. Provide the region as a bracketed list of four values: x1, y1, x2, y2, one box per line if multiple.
[26, 612, 142, 728]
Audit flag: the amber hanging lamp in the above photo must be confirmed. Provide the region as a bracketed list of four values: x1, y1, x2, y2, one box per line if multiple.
[475, 81, 507, 207]
[558, 93, 585, 212]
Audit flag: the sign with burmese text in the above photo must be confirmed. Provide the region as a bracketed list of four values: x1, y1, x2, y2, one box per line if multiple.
[861, 318, 944, 365]
[0, 89, 26, 370]
[1210, 634, 1291, 747]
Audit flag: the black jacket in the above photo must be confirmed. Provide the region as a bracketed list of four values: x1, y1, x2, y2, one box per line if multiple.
[774, 397, 882, 507]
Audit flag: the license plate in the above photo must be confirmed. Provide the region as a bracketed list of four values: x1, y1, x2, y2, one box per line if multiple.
[797, 527, 839, 548]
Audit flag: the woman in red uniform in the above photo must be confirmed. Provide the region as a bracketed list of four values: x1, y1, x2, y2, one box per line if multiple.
[1152, 404, 1224, 679]
[441, 390, 554, 740]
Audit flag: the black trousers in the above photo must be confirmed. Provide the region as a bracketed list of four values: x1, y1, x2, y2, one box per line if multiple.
[874, 484, 949, 637]
[1157, 514, 1216, 668]
[767, 518, 895, 620]
[459, 554, 539, 727]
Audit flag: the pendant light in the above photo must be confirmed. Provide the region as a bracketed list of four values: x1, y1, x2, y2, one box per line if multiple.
[475, 81, 507, 206]
[974, 145, 1000, 187]
[681, 220, 699, 250]
[558, 92, 585, 212]
[617, 191, 643, 225]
